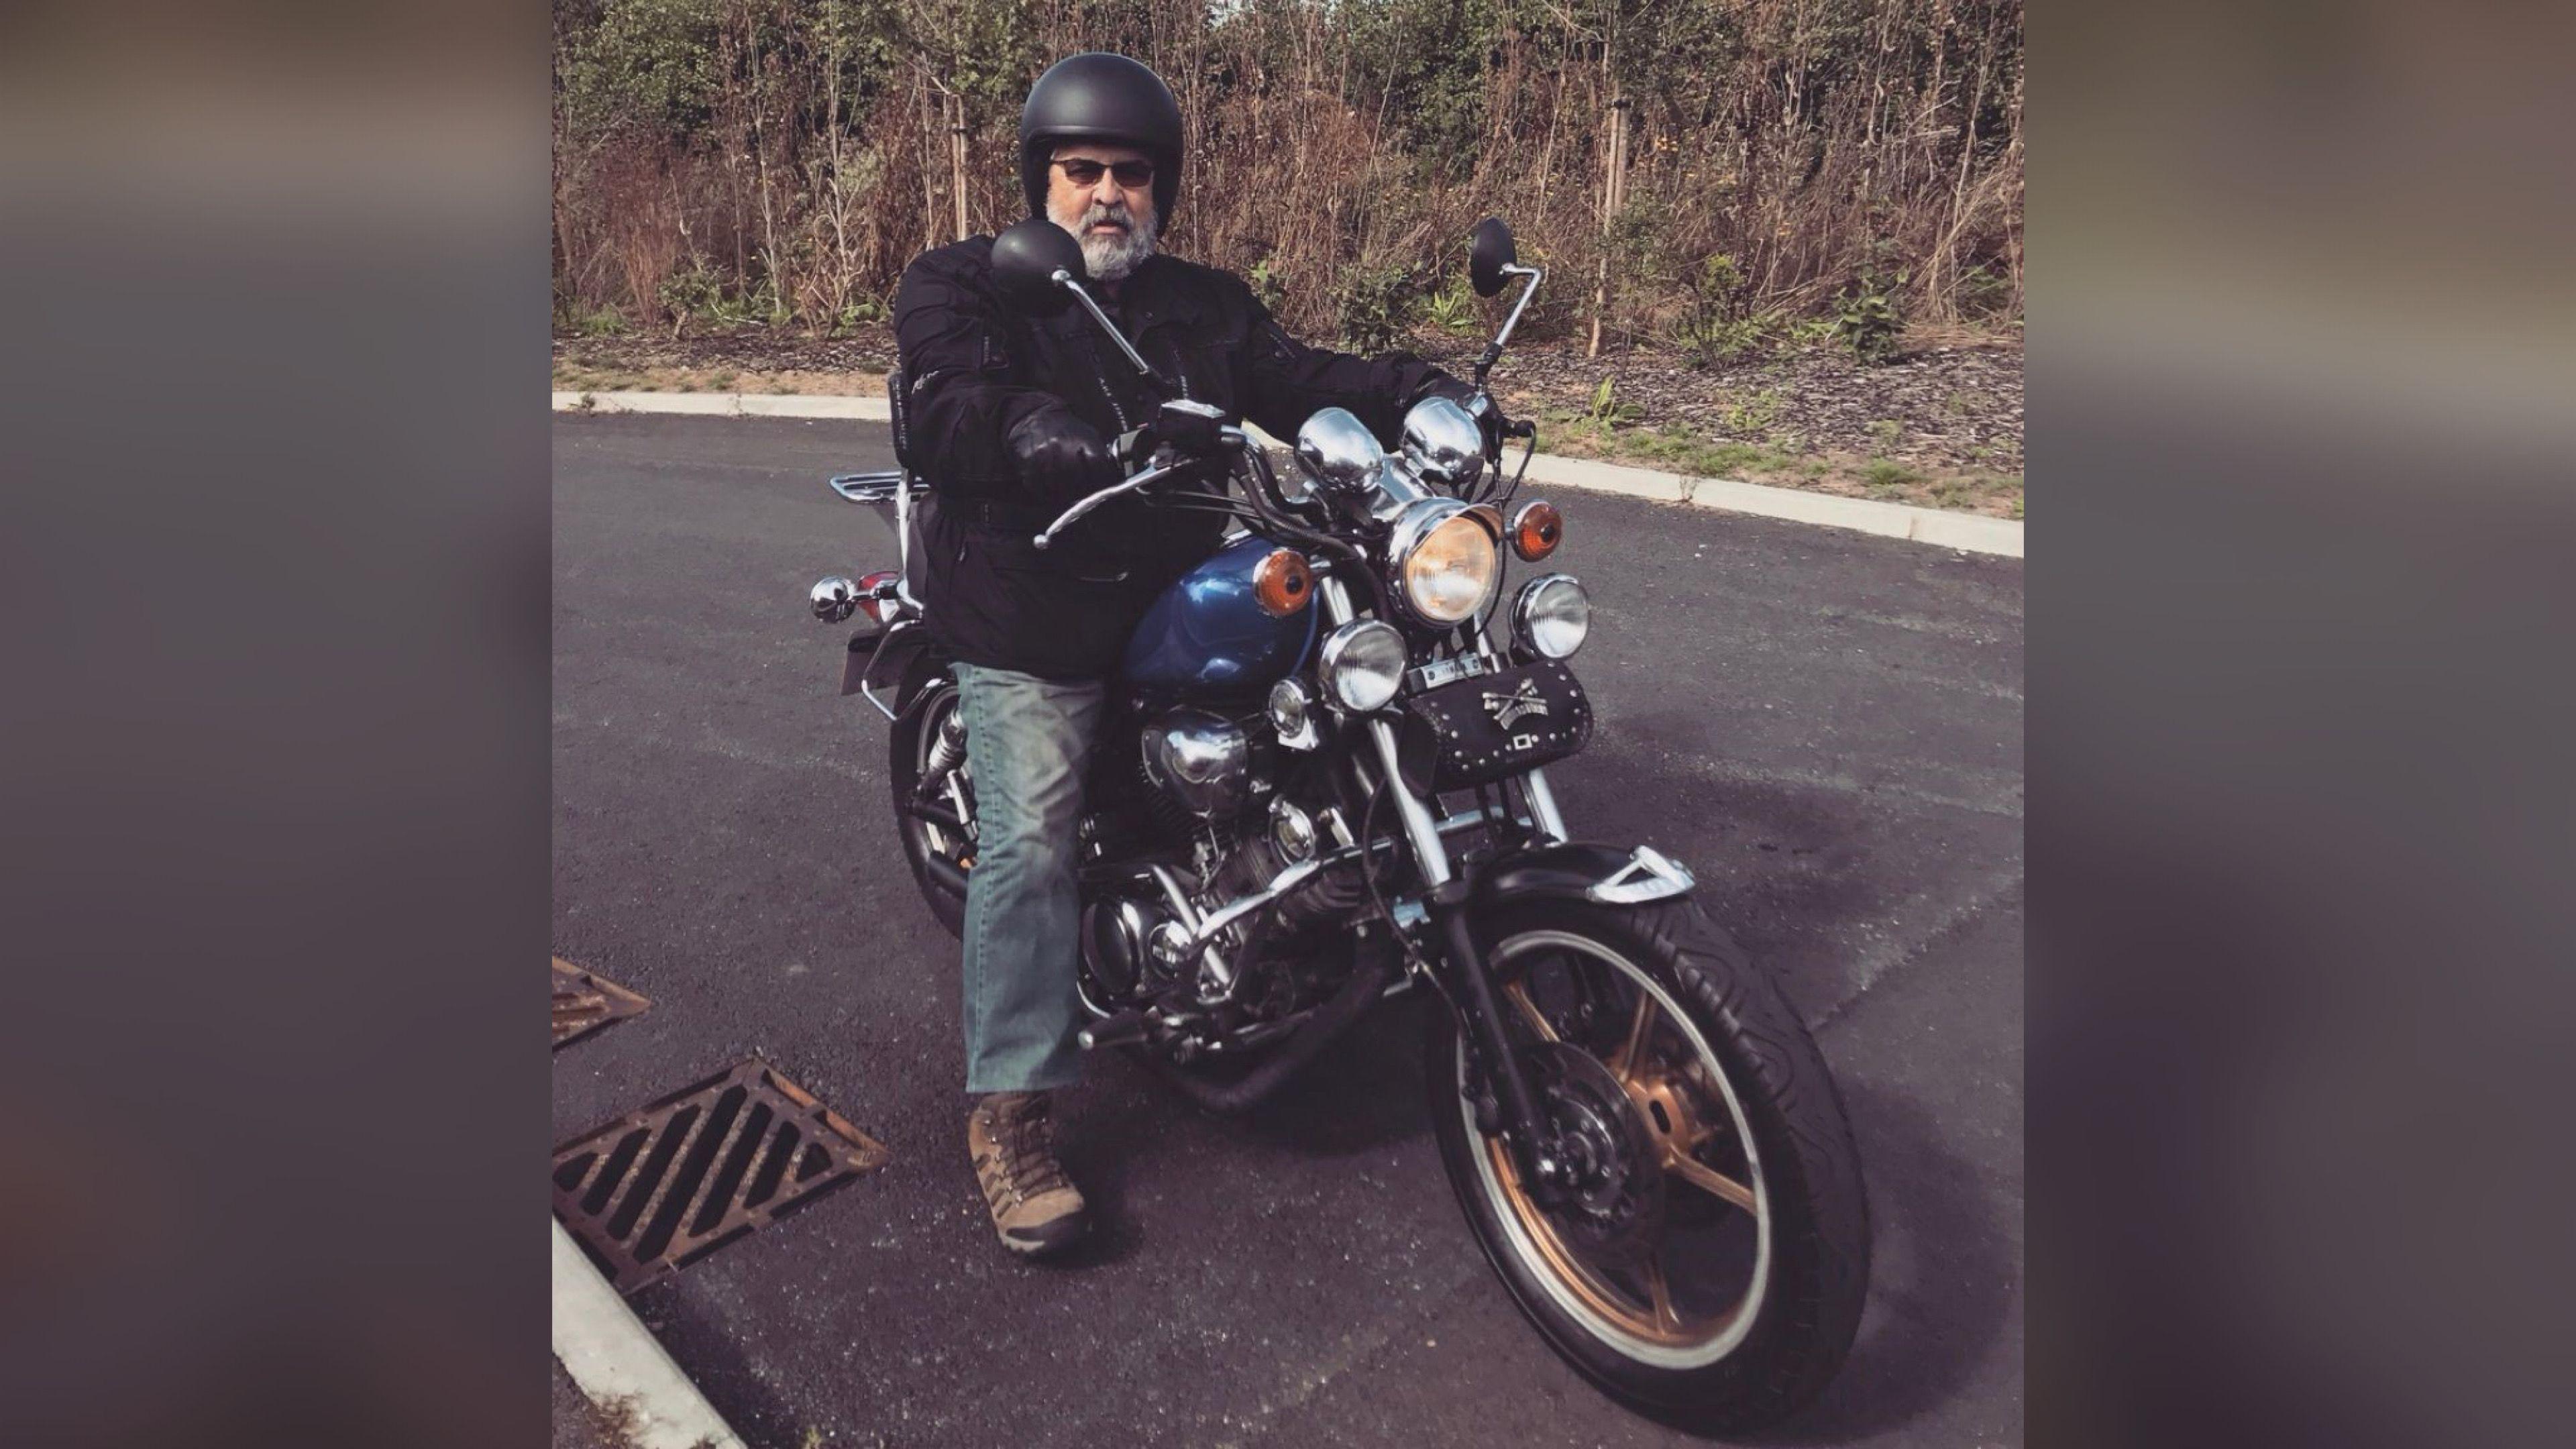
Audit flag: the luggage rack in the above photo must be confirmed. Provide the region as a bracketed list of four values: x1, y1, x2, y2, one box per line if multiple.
[828, 468, 929, 623]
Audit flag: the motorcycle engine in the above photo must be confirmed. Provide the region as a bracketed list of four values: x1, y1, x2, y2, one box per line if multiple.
[1137, 708, 1256, 831]
[1079, 705, 1367, 1020]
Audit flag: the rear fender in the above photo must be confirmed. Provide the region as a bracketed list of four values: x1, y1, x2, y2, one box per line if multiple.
[846, 619, 945, 718]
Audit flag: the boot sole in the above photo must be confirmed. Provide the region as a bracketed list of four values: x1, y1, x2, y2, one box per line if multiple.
[997, 1214, 1089, 1257]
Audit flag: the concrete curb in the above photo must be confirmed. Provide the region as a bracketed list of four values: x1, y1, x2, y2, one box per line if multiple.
[552, 1217, 747, 1449]
[554, 390, 2021, 558]
[556, 389, 891, 421]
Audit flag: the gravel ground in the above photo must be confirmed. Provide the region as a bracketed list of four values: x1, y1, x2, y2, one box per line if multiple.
[1449, 336, 2025, 474]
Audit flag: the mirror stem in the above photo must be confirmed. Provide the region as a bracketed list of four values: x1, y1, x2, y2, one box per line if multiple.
[1053, 268, 1168, 391]
[1487, 266, 1544, 364]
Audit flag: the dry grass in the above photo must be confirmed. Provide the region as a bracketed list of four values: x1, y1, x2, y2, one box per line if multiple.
[553, 2, 2024, 347]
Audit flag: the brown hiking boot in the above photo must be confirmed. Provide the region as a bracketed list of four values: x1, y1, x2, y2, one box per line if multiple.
[967, 1091, 1088, 1256]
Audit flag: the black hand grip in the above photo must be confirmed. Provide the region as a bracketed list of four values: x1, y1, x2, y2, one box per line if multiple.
[1114, 425, 1152, 470]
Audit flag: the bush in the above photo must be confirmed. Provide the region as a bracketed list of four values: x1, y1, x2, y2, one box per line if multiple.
[1835, 268, 1907, 364]
[655, 264, 722, 333]
[1957, 261, 2016, 320]
[1333, 262, 1419, 354]
[1673, 254, 1766, 368]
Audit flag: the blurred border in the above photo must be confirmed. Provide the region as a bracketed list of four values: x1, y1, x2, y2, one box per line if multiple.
[2, 5, 549, 1447]
[3, 2, 2570, 1446]
[2032, 3, 2572, 1444]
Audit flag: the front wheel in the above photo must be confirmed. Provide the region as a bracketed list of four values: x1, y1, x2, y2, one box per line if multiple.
[1426, 898, 1870, 1433]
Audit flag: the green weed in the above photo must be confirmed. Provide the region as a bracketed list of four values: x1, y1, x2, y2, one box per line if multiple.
[1861, 459, 1925, 495]
[1422, 278, 1481, 337]
[1958, 262, 2016, 319]
[1249, 256, 1286, 313]
[1786, 316, 1839, 348]
[832, 295, 888, 333]
[1584, 376, 1644, 430]
[557, 301, 628, 337]
[1722, 388, 1782, 437]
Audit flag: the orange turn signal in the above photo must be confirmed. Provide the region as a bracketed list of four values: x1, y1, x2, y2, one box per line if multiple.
[1252, 548, 1314, 617]
[1510, 501, 1564, 561]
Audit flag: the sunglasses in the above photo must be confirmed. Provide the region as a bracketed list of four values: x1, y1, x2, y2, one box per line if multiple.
[1053, 157, 1156, 189]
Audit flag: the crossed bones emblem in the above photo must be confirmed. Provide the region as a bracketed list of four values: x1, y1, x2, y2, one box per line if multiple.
[1483, 678, 1550, 729]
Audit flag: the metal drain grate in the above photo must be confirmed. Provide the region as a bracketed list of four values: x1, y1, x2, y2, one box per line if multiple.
[551, 1059, 890, 1292]
[553, 957, 651, 1049]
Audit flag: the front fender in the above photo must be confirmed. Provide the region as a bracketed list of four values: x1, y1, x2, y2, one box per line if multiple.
[1470, 840, 1697, 910]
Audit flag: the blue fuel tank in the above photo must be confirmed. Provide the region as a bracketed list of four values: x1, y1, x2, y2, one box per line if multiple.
[1122, 534, 1318, 694]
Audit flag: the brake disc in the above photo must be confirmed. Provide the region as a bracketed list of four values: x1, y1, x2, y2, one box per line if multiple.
[1524, 1040, 1667, 1258]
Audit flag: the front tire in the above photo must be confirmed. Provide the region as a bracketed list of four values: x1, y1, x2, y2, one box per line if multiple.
[1426, 897, 1869, 1433]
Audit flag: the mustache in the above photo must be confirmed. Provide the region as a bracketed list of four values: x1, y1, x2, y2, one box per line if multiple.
[1079, 201, 1141, 229]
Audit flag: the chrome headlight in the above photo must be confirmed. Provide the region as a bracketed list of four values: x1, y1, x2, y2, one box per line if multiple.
[1512, 574, 1591, 659]
[1387, 498, 1501, 627]
[1398, 395, 1487, 492]
[1266, 676, 1322, 749]
[1318, 619, 1407, 712]
[1293, 407, 1385, 497]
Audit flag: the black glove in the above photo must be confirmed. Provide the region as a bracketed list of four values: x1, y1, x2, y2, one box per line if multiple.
[1006, 405, 1120, 504]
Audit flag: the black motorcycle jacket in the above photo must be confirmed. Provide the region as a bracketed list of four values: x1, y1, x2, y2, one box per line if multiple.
[892, 235, 1474, 680]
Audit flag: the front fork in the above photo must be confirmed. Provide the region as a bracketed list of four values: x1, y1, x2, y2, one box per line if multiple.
[1324, 576, 1576, 1201]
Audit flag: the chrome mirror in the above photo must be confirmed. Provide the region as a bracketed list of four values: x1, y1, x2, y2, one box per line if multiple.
[1399, 396, 1486, 492]
[1293, 407, 1385, 496]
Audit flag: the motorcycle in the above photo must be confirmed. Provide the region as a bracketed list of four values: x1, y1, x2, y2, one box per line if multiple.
[808, 217, 1868, 1432]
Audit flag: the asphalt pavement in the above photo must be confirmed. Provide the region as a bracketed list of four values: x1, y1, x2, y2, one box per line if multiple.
[552, 413, 2024, 1448]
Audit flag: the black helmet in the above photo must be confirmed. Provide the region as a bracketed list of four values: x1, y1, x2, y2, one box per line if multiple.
[1018, 53, 1184, 229]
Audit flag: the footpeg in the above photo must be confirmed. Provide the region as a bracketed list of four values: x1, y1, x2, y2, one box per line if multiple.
[1076, 1012, 1152, 1051]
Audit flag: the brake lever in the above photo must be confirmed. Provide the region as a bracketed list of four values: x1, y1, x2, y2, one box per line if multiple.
[1032, 460, 1184, 549]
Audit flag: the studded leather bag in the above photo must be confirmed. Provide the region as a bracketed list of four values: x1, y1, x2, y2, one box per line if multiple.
[1393, 658, 1593, 795]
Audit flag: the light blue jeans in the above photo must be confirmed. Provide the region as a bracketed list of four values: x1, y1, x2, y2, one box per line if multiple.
[951, 661, 1107, 1094]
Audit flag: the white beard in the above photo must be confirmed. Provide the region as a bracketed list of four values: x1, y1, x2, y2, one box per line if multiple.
[1053, 200, 1158, 282]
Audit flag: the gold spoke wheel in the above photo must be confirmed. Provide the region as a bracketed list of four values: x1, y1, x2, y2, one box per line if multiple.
[1479, 939, 1770, 1356]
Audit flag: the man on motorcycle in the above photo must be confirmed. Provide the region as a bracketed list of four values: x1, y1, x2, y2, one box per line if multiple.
[890, 52, 1487, 1256]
